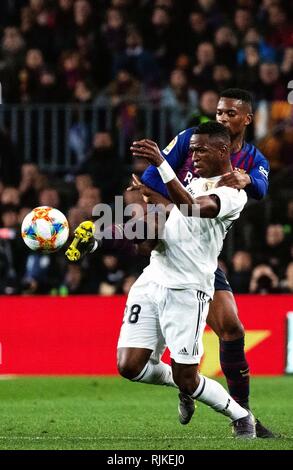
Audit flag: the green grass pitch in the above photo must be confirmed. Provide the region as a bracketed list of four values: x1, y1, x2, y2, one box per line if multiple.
[0, 376, 292, 450]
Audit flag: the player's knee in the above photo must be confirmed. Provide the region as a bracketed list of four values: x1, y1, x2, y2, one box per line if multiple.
[219, 317, 245, 341]
[172, 362, 200, 394]
[210, 301, 245, 340]
[117, 357, 144, 380]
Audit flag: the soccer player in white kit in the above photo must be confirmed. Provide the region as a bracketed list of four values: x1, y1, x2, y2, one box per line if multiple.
[117, 122, 256, 437]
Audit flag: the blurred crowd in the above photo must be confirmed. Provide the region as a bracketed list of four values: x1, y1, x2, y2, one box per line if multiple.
[0, 0, 293, 295]
[0, 130, 150, 295]
[0, 0, 292, 106]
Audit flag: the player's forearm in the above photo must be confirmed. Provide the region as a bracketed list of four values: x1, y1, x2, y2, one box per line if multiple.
[156, 160, 217, 216]
[137, 151, 217, 216]
[245, 175, 268, 200]
[166, 181, 219, 217]
[165, 179, 195, 210]
[153, 159, 195, 213]
[147, 189, 172, 207]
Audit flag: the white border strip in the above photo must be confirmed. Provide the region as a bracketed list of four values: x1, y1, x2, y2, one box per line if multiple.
[286, 312, 293, 373]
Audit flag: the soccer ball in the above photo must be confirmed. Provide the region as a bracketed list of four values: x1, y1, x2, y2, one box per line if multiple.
[21, 206, 69, 253]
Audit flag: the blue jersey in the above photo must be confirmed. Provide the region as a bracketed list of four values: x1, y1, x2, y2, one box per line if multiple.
[141, 127, 269, 200]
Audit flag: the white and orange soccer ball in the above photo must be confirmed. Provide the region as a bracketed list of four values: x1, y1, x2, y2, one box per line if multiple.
[21, 206, 69, 253]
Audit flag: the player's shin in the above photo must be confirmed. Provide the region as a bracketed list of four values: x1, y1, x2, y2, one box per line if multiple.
[192, 375, 248, 421]
[220, 337, 250, 409]
[132, 360, 176, 387]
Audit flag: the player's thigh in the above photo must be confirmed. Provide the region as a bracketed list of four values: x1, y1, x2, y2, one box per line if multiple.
[160, 289, 210, 365]
[117, 278, 161, 358]
[206, 290, 244, 340]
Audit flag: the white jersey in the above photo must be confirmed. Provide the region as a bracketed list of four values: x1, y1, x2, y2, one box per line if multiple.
[143, 176, 247, 298]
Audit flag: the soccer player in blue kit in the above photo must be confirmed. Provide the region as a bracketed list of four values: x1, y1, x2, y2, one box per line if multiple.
[138, 88, 273, 438]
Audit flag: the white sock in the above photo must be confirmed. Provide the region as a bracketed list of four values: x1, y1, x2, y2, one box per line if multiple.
[192, 375, 248, 421]
[132, 360, 176, 387]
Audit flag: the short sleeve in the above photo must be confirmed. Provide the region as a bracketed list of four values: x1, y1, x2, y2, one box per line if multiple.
[207, 187, 248, 219]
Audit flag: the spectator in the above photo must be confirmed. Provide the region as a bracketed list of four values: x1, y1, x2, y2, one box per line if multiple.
[237, 27, 276, 64]
[0, 26, 26, 102]
[146, 5, 179, 77]
[20, 2, 54, 61]
[266, 4, 293, 50]
[96, 68, 143, 106]
[67, 206, 88, 236]
[1, 187, 20, 206]
[98, 254, 125, 295]
[77, 186, 102, 218]
[95, 69, 144, 155]
[187, 89, 218, 127]
[38, 188, 60, 209]
[59, 50, 86, 95]
[1, 24, 23, 55]
[160, 68, 198, 134]
[53, 0, 75, 53]
[249, 264, 279, 294]
[21, 252, 60, 294]
[78, 132, 121, 202]
[230, 250, 252, 293]
[32, 67, 66, 103]
[212, 64, 234, 93]
[192, 41, 215, 92]
[214, 26, 237, 68]
[73, 0, 97, 36]
[100, 7, 126, 55]
[233, 8, 253, 40]
[237, 44, 260, 90]
[75, 174, 94, 196]
[1, 204, 19, 229]
[258, 224, 290, 277]
[113, 28, 161, 88]
[184, 10, 212, 55]
[19, 48, 46, 103]
[197, 0, 223, 24]
[255, 62, 287, 101]
[63, 264, 95, 294]
[19, 163, 42, 207]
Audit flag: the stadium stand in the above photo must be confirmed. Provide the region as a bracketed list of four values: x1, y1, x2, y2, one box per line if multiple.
[0, 0, 293, 295]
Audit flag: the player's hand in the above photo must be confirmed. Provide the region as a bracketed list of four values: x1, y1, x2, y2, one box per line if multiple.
[216, 169, 251, 190]
[127, 174, 152, 203]
[130, 139, 164, 167]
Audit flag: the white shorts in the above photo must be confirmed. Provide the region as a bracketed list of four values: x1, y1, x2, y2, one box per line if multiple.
[118, 275, 210, 364]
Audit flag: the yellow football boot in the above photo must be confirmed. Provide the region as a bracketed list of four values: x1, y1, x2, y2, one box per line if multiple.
[65, 221, 97, 262]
